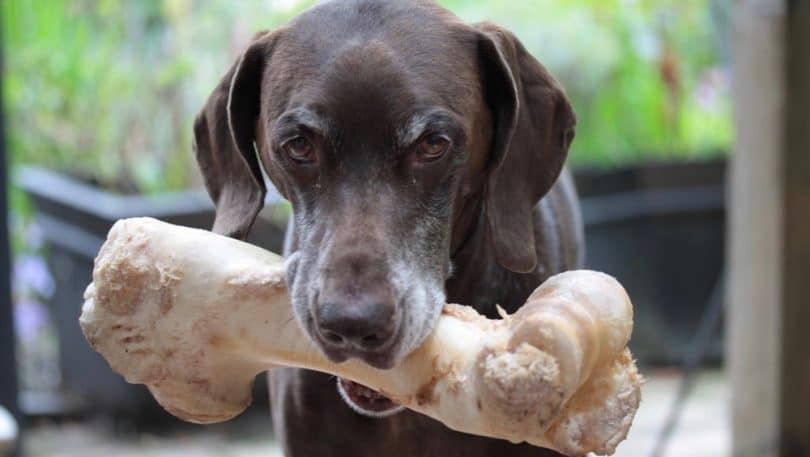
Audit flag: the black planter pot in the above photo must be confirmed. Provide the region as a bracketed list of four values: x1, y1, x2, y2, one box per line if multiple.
[17, 166, 287, 416]
[574, 158, 727, 367]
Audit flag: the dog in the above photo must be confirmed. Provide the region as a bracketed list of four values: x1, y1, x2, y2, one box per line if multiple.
[193, 0, 584, 455]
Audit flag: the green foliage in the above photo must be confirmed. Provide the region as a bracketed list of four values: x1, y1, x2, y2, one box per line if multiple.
[3, 0, 731, 195]
[443, 0, 732, 166]
[3, 0, 307, 193]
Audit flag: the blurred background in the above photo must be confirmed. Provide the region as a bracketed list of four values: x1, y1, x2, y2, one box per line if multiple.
[1, 0, 806, 456]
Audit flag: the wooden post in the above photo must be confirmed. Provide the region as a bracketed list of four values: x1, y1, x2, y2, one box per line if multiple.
[729, 0, 810, 456]
[779, 0, 810, 454]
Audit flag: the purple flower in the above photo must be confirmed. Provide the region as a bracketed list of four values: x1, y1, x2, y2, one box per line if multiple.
[13, 299, 51, 342]
[13, 254, 54, 299]
[695, 67, 730, 112]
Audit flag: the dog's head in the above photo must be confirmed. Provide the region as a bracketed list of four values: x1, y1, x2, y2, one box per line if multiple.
[194, 0, 575, 370]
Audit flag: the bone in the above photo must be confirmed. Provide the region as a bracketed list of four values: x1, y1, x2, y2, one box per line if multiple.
[79, 217, 641, 456]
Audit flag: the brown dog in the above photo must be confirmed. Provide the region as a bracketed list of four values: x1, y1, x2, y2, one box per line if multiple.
[193, 0, 584, 455]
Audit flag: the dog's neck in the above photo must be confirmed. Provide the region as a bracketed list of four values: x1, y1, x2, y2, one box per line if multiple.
[446, 199, 541, 318]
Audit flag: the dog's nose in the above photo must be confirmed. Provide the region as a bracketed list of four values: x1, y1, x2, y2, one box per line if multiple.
[316, 299, 396, 352]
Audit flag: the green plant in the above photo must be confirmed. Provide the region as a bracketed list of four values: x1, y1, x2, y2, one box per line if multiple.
[3, 0, 731, 196]
[3, 0, 311, 194]
[443, 0, 732, 166]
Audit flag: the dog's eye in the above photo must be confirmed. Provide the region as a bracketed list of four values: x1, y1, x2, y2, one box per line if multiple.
[416, 134, 450, 162]
[283, 136, 316, 164]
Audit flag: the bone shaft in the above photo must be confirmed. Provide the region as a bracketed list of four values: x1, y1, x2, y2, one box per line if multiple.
[140, 220, 431, 398]
[208, 294, 419, 397]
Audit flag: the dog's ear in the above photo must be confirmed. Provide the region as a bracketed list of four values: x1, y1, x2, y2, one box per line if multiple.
[475, 23, 576, 273]
[193, 31, 276, 240]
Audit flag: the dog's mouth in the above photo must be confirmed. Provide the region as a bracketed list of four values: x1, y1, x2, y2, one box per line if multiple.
[337, 378, 405, 418]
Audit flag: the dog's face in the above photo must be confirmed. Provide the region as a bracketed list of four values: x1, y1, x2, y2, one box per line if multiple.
[194, 0, 575, 370]
[259, 4, 493, 369]
[271, 85, 470, 368]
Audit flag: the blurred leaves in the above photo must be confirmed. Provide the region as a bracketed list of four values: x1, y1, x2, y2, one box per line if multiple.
[3, 0, 308, 194]
[2, 0, 732, 194]
[443, 0, 732, 166]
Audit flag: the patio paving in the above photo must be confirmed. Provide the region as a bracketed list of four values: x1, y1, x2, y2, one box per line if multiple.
[21, 369, 729, 457]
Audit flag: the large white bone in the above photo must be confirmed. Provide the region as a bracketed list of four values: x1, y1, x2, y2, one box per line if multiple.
[79, 217, 641, 456]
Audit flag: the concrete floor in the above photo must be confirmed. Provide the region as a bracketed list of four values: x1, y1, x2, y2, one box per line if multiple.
[613, 370, 730, 456]
[21, 369, 729, 457]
